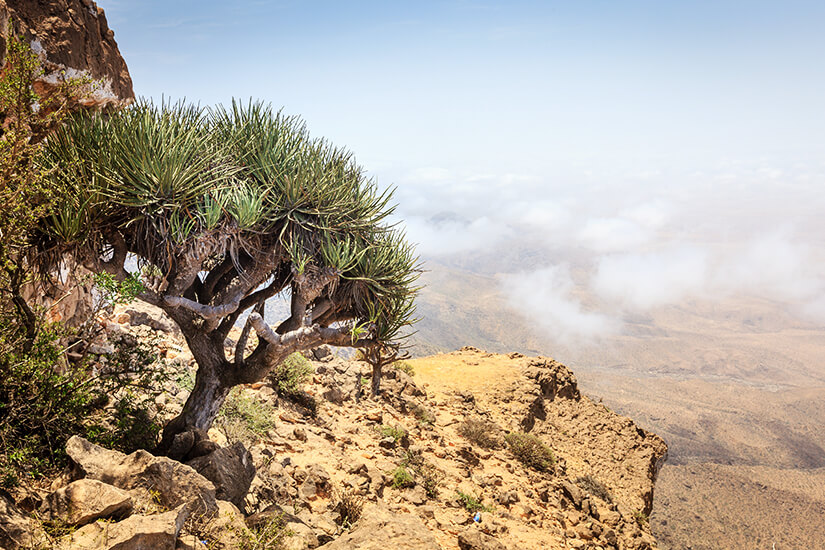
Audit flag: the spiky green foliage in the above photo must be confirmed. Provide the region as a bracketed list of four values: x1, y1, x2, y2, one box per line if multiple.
[40, 99, 419, 349]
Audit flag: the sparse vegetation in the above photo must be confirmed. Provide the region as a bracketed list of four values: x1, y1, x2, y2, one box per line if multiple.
[380, 424, 407, 445]
[270, 352, 313, 397]
[393, 360, 415, 376]
[505, 431, 556, 471]
[575, 474, 613, 503]
[216, 388, 277, 444]
[390, 466, 415, 489]
[419, 463, 445, 499]
[334, 487, 365, 528]
[412, 403, 435, 425]
[633, 510, 649, 527]
[456, 491, 493, 513]
[458, 418, 502, 449]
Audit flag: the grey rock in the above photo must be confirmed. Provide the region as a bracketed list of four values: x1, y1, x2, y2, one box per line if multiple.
[186, 442, 255, 510]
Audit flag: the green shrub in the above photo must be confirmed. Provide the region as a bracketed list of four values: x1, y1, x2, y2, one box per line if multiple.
[270, 352, 313, 396]
[86, 395, 162, 454]
[456, 491, 493, 513]
[633, 510, 649, 527]
[575, 474, 613, 503]
[412, 404, 435, 425]
[419, 463, 445, 499]
[379, 425, 407, 444]
[393, 360, 415, 376]
[458, 418, 502, 449]
[390, 466, 414, 489]
[504, 432, 556, 471]
[216, 388, 277, 444]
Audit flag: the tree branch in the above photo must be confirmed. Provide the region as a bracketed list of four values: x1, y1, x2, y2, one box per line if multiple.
[238, 312, 373, 384]
[216, 265, 291, 339]
[199, 255, 235, 302]
[163, 295, 240, 320]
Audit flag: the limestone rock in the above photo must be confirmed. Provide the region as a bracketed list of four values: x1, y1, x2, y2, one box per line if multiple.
[186, 442, 256, 510]
[40, 479, 132, 526]
[66, 436, 217, 514]
[457, 527, 509, 550]
[60, 505, 188, 550]
[317, 504, 438, 549]
[1, 0, 134, 106]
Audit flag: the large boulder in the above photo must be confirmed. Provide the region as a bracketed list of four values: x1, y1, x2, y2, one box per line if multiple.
[0, 0, 134, 107]
[40, 479, 132, 527]
[59, 505, 188, 550]
[317, 504, 438, 550]
[66, 436, 218, 515]
[186, 442, 256, 510]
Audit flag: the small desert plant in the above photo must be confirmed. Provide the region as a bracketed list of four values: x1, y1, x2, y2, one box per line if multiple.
[245, 515, 292, 550]
[393, 360, 415, 376]
[270, 352, 313, 396]
[390, 466, 415, 489]
[505, 432, 556, 471]
[379, 424, 407, 444]
[334, 487, 365, 528]
[456, 491, 493, 513]
[633, 510, 649, 527]
[412, 404, 435, 425]
[458, 418, 502, 449]
[216, 388, 277, 444]
[419, 464, 445, 499]
[575, 474, 613, 503]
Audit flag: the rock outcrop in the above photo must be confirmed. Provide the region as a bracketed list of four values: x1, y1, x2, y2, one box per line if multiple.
[0, 0, 134, 107]
[66, 435, 218, 515]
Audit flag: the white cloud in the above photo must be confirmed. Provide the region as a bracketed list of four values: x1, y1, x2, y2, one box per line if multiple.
[577, 217, 652, 252]
[592, 247, 710, 310]
[501, 265, 617, 344]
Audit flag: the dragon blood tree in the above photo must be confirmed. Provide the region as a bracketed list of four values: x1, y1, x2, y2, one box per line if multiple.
[38, 100, 419, 453]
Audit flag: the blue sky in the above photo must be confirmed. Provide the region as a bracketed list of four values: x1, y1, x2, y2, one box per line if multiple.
[100, 0, 825, 177]
[98, 0, 825, 341]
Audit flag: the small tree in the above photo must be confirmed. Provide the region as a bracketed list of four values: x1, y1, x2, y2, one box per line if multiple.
[362, 343, 408, 398]
[38, 100, 420, 452]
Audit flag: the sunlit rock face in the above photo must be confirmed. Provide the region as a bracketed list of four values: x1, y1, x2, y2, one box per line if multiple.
[0, 0, 134, 107]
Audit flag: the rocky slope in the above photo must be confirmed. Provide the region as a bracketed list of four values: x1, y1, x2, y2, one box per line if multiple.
[1, 303, 667, 549]
[1, 0, 134, 106]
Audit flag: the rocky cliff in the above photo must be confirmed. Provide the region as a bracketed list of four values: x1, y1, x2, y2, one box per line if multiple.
[0, 0, 133, 107]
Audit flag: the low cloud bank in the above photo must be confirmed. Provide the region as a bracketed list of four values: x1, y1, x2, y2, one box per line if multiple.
[390, 165, 825, 343]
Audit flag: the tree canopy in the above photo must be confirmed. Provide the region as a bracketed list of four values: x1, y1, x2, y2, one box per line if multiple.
[37, 99, 419, 449]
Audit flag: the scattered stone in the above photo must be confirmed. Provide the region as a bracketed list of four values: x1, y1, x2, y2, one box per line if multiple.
[316, 504, 438, 549]
[457, 527, 508, 550]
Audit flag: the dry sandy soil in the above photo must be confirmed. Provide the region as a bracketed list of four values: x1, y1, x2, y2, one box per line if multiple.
[412, 261, 825, 550]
